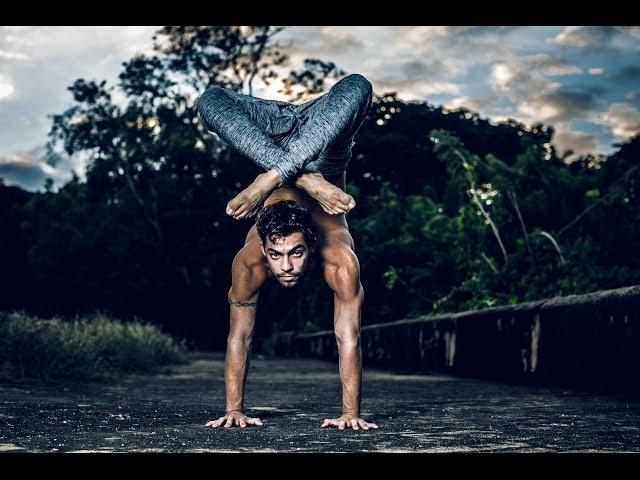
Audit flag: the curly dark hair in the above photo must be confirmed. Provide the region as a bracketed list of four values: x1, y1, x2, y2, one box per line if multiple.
[255, 200, 318, 252]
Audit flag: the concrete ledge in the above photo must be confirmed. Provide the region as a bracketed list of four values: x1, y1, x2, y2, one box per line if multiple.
[269, 285, 640, 386]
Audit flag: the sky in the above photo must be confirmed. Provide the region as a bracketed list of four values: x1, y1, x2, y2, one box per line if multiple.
[1, 26, 639, 192]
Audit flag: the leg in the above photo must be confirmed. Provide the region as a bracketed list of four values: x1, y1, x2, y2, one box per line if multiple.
[197, 74, 372, 183]
[197, 87, 287, 220]
[291, 75, 372, 215]
[197, 75, 372, 219]
[197, 87, 288, 173]
[276, 73, 373, 183]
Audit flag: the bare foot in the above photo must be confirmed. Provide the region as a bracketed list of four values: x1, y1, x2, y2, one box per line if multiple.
[227, 170, 282, 220]
[295, 172, 356, 215]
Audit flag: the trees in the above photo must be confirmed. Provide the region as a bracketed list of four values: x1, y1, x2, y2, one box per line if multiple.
[3, 26, 639, 344]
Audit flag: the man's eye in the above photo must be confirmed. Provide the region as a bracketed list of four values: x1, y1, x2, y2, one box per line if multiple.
[270, 254, 280, 259]
[293, 251, 303, 256]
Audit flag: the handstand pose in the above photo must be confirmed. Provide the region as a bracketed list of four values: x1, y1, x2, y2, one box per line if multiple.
[197, 73, 378, 431]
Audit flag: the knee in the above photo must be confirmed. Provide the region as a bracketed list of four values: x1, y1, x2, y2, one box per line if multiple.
[197, 86, 226, 115]
[201, 85, 226, 101]
[339, 73, 373, 99]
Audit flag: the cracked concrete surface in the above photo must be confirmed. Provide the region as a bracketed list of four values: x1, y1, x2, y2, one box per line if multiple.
[1, 352, 640, 452]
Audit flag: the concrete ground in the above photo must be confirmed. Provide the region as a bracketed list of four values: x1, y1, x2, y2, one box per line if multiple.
[1, 352, 640, 453]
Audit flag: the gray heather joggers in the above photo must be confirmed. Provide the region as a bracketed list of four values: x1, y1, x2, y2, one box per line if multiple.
[196, 73, 373, 184]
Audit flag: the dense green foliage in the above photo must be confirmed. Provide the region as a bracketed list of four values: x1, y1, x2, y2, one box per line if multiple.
[0, 311, 187, 380]
[1, 26, 639, 348]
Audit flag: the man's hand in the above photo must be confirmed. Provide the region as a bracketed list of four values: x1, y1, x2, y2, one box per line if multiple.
[321, 414, 379, 430]
[205, 411, 263, 428]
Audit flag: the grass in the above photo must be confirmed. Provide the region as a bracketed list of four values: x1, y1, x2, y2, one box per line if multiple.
[0, 311, 188, 380]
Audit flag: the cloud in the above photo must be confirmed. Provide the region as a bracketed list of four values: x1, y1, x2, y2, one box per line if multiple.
[373, 77, 461, 99]
[0, 145, 82, 192]
[601, 103, 640, 139]
[0, 26, 159, 161]
[552, 129, 599, 160]
[0, 82, 14, 100]
[625, 90, 640, 104]
[552, 26, 640, 51]
[521, 53, 582, 76]
[553, 26, 618, 47]
[489, 63, 560, 100]
[1, 26, 638, 190]
[489, 53, 581, 99]
[278, 26, 367, 58]
[0, 72, 14, 100]
[517, 89, 597, 124]
[0, 49, 29, 60]
[447, 96, 496, 111]
[608, 65, 640, 84]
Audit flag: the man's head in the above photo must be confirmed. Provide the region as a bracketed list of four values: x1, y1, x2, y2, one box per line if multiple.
[255, 200, 318, 288]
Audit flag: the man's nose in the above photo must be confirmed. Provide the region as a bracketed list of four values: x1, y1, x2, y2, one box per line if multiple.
[281, 257, 293, 272]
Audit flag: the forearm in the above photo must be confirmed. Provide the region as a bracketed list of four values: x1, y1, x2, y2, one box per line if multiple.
[338, 339, 362, 415]
[224, 291, 258, 413]
[224, 336, 251, 412]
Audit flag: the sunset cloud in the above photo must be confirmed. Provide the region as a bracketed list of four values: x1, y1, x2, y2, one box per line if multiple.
[1, 26, 639, 191]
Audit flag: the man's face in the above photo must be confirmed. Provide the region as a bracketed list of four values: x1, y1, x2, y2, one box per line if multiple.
[261, 231, 313, 288]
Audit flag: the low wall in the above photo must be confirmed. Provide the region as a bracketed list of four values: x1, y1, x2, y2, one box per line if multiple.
[268, 285, 640, 386]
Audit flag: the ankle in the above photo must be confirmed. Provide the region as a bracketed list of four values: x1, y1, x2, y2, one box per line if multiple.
[296, 171, 323, 190]
[264, 169, 284, 188]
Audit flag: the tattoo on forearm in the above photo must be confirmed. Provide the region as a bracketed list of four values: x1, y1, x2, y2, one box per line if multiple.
[228, 297, 257, 308]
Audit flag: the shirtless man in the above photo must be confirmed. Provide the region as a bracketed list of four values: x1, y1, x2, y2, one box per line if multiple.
[196, 74, 378, 430]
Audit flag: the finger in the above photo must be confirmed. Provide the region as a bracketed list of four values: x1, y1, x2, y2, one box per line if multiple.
[338, 421, 346, 430]
[322, 205, 335, 215]
[205, 420, 214, 427]
[224, 416, 233, 428]
[321, 419, 330, 427]
[350, 419, 359, 430]
[247, 417, 263, 426]
[320, 200, 334, 213]
[239, 418, 247, 428]
[357, 419, 369, 430]
[369, 422, 379, 428]
[211, 416, 226, 428]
